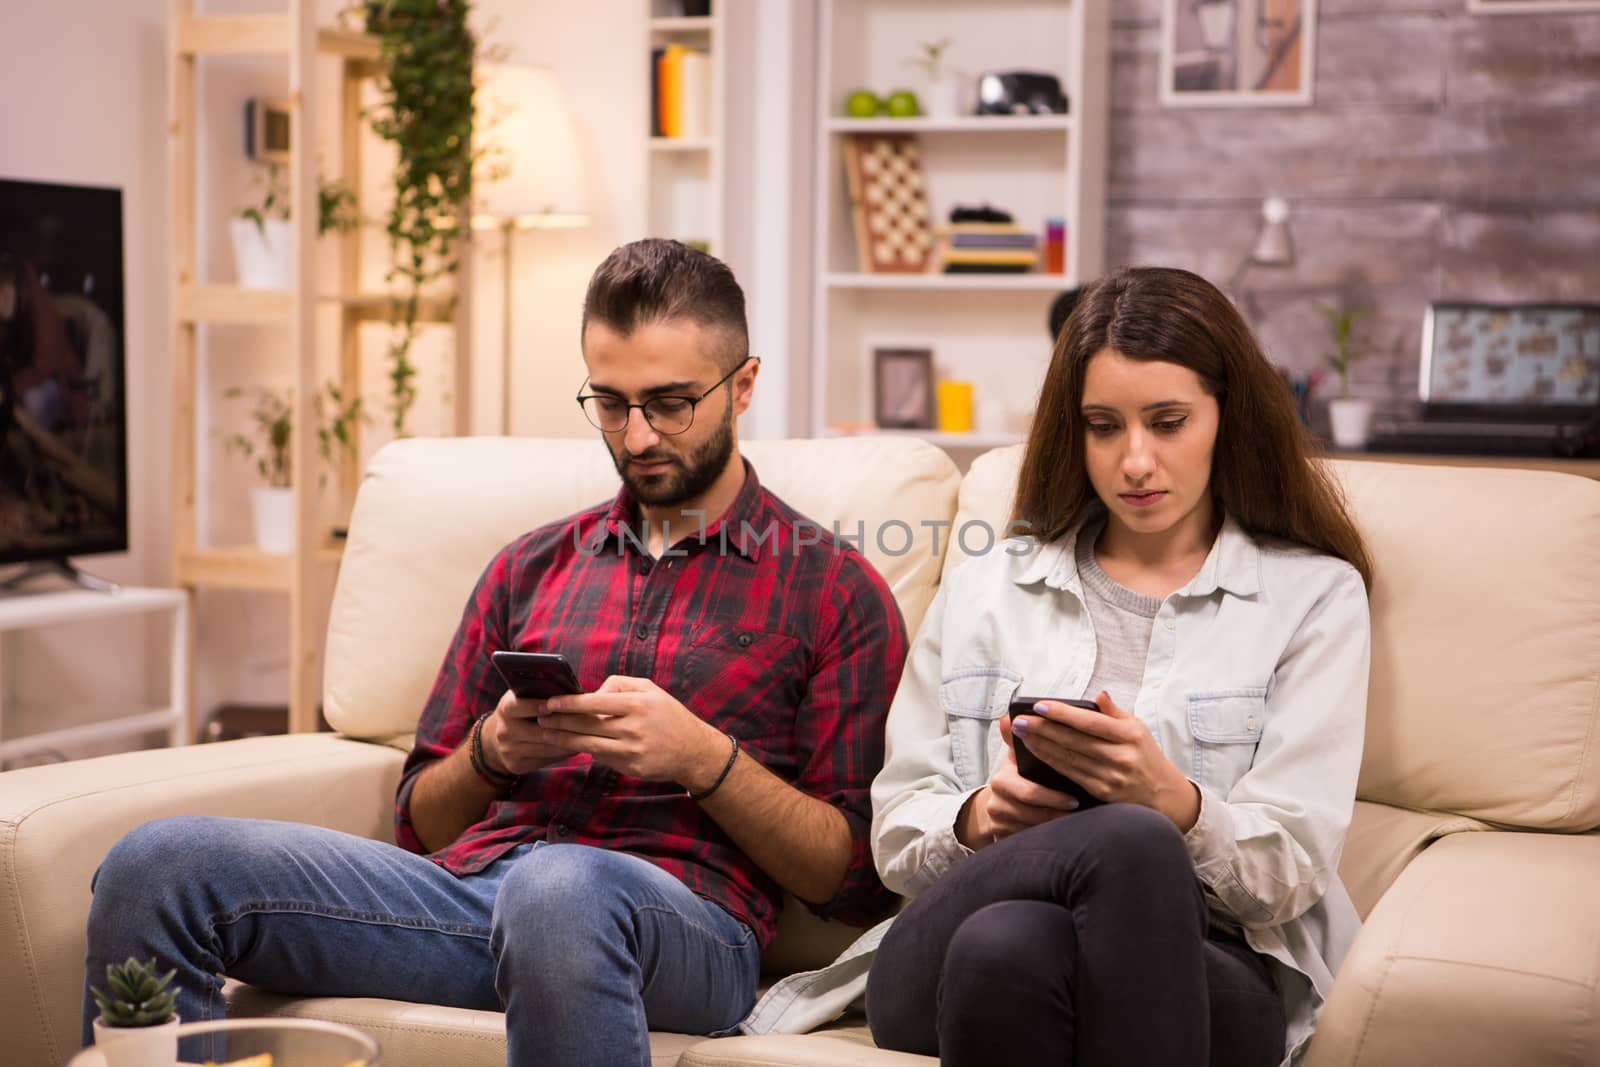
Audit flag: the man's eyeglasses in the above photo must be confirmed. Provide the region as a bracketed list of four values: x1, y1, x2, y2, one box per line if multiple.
[576, 356, 757, 435]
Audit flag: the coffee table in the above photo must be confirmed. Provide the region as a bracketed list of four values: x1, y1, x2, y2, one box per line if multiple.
[66, 1017, 379, 1067]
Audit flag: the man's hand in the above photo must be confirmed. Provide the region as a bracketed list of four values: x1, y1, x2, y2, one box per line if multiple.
[540, 675, 730, 791]
[957, 714, 1078, 848]
[481, 689, 581, 776]
[1011, 691, 1201, 831]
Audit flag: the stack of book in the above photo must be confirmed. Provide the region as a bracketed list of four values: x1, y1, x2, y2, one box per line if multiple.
[938, 223, 1040, 274]
[651, 45, 711, 139]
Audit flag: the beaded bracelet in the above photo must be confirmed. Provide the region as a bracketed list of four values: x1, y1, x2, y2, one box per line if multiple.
[469, 714, 521, 793]
[688, 735, 740, 801]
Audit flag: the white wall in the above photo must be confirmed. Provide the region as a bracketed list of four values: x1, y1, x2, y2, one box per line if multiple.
[0, 0, 171, 760]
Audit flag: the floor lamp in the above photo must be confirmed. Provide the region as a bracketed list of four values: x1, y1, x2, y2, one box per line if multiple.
[474, 64, 590, 435]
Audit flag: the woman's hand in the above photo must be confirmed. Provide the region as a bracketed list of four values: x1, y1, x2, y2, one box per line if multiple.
[956, 714, 1078, 849]
[1011, 692, 1201, 832]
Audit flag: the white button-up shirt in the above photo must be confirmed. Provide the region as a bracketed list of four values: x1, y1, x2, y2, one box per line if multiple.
[743, 515, 1370, 1067]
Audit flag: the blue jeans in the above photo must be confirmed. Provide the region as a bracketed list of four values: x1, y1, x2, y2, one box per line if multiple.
[83, 817, 761, 1067]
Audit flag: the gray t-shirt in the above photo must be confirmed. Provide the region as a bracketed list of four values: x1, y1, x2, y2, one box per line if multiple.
[1076, 524, 1160, 710]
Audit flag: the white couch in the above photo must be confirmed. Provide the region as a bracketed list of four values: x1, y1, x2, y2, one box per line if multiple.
[3, 435, 1599, 1067]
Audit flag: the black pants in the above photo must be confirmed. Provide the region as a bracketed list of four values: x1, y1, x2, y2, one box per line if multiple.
[867, 804, 1286, 1067]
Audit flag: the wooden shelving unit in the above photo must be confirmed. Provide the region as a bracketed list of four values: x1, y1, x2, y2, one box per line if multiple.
[168, 1, 470, 733]
[811, 0, 1108, 454]
[644, 2, 726, 253]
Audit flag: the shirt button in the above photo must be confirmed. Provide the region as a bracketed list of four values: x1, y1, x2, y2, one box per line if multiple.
[635, 624, 648, 640]
[1246, 716, 1258, 731]
[1163, 617, 1176, 630]
[737, 633, 753, 648]
[554, 824, 570, 838]
[638, 559, 653, 575]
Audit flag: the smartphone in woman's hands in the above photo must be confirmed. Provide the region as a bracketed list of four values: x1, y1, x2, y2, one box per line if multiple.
[1006, 696, 1105, 810]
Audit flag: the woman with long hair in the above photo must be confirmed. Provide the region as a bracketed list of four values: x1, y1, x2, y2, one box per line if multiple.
[866, 266, 1372, 1067]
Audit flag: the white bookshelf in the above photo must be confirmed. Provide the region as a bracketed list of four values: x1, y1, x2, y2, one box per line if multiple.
[645, 2, 725, 254]
[811, 0, 1109, 451]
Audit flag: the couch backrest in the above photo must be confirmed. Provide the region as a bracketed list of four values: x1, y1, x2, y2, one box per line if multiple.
[953, 446, 1600, 832]
[325, 435, 961, 739]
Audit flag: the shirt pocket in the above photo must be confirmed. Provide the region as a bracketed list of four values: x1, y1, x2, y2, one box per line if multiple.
[680, 625, 804, 749]
[939, 668, 1022, 789]
[1185, 688, 1267, 796]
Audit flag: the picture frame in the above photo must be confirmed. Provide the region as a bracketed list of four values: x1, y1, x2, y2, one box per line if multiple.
[872, 344, 937, 430]
[1467, 0, 1600, 12]
[1160, 0, 1317, 108]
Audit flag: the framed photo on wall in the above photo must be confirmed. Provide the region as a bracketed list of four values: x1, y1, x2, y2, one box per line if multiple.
[872, 344, 937, 430]
[1160, 0, 1318, 108]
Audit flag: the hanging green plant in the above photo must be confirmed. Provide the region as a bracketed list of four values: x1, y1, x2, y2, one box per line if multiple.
[364, 0, 478, 434]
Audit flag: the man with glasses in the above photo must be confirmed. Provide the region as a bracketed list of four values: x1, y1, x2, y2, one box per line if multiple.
[85, 239, 906, 1067]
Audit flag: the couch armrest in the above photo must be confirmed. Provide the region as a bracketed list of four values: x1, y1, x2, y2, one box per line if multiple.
[0, 734, 405, 1067]
[1306, 829, 1600, 1067]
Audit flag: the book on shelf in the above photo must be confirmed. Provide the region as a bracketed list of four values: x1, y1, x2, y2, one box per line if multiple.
[654, 44, 710, 140]
[937, 222, 1040, 273]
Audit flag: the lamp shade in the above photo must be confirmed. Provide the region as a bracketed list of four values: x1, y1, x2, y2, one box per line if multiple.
[475, 63, 590, 229]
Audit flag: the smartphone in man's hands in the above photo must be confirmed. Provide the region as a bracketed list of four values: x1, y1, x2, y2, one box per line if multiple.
[491, 651, 582, 702]
[1006, 696, 1105, 810]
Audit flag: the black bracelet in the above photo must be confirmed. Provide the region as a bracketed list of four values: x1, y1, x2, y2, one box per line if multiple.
[469, 715, 521, 793]
[688, 735, 740, 801]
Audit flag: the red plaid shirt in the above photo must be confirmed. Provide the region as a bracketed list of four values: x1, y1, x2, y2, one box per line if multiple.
[395, 459, 906, 947]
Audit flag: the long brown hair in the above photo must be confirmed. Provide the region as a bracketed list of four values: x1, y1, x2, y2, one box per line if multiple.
[1012, 266, 1373, 588]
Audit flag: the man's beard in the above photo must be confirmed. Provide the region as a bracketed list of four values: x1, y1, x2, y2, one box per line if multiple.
[610, 402, 736, 508]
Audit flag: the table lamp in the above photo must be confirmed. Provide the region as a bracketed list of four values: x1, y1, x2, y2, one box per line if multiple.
[474, 63, 590, 434]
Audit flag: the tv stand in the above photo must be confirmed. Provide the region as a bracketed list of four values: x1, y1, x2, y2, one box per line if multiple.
[0, 559, 121, 595]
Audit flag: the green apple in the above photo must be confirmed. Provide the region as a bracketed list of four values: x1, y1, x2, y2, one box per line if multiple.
[885, 90, 921, 118]
[845, 89, 881, 118]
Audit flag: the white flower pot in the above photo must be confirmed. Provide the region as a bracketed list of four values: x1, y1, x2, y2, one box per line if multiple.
[1328, 398, 1374, 450]
[923, 77, 963, 119]
[229, 218, 293, 290]
[252, 486, 295, 554]
[92, 1016, 179, 1067]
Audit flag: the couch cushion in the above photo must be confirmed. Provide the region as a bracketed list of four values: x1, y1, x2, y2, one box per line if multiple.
[956, 448, 1600, 831]
[1336, 800, 1489, 920]
[324, 436, 960, 740]
[227, 983, 701, 1067]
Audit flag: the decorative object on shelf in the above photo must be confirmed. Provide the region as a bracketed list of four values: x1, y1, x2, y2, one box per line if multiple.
[653, 42, 711, 139]
[939, 204, 1039, 274]
[1160, 0, 1316, 107]
[230, 165, 359, 290]
[873, 345, 937, 429]
[1043, 216, 1066, 274]
[244, 97, 291, 164]
[473, 63, 590, 434]
[907, 38, 961, 118]
[936, 380, 975, 433]
[1321, 303, 1372, 449]
[842, 134, 933, 273]
[883, 89, 922, 117]
[222, 384, 365, 553]
[844, 89, 884, 117]
[366, 0, 480, 434]
[90, 956, 179, 1067]
[975, 71, 1068, 115]
[679, 0, 712, 14]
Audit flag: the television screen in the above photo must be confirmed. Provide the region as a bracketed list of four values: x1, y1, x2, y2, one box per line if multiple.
[0, 177, 129, 567]
[1420, 302, 1600, 416]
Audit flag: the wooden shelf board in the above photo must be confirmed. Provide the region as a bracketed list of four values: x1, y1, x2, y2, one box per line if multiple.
[650, 137, 713, 152]
[326, 293, 456, 324]
[175, 15, 380, 59]
[821, 427, 1023, 450]
[176, 548, 292, 593]
[825, 272, 1067, 292]
[649, 16, 714, 33]
[826, 115, 1073, 134]
[178, 285, 292, 325]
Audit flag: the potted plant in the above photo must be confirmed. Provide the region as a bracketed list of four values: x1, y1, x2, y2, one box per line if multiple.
[906, 38, 959, 118]
[223, 382, 365, 553]
[229, 165, 360, 290]
[1321, 303, 1373, 449]
[365, 0, 480, 435]
[90, 956, 179, 1067]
